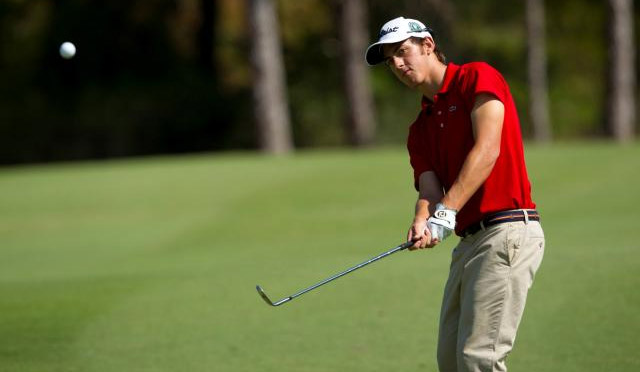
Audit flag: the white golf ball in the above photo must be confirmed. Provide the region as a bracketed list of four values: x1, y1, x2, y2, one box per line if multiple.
[59, 42, 76, 59]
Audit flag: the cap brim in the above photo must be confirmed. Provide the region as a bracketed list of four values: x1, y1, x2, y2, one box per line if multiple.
[365, 37, 407, 66]
[365, 32, 433, 66]
[365, 42, 387, 66]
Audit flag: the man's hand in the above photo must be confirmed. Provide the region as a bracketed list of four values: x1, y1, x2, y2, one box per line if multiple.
[407, 218, 436, 250]
[427, 203, 457, 242]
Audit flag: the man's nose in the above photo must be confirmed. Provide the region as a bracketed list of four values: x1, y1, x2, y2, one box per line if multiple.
[389, 56, 403, 69]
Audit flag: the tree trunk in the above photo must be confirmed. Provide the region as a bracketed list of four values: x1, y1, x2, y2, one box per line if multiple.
[526, 0, 551, 142]
[339, 0, 376, 146]
[248, 0, 293, 153]
[606, 0, 636, 142]
[197, 0, 215, 74]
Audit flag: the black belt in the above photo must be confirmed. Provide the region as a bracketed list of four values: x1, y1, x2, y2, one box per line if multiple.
[461, 209, 540, 238]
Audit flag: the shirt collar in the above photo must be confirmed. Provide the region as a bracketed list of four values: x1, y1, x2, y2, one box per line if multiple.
[421, 63, 460, 109]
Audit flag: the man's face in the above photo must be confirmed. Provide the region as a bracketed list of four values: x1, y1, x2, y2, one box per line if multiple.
[382, 38, 428, 88]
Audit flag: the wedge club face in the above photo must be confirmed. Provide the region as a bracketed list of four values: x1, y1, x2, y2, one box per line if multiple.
[256, 285, 291, 306]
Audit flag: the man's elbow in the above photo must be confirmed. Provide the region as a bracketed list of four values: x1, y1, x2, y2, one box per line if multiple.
[482, 145, 500, 167]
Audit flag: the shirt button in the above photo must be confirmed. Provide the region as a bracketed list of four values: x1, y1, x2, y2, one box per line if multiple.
[440, 123, 444, 128]
[437, 111, 442, 115]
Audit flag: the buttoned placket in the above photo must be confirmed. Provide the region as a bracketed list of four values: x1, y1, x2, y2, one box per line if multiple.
[434, 95, 448, 180]
[436, 96, 445, 129]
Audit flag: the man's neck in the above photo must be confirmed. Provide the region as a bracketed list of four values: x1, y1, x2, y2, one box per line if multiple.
[418, 62, 448, 101]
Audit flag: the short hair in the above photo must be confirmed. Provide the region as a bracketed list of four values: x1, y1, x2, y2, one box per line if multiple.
[410, 37, 446, 64]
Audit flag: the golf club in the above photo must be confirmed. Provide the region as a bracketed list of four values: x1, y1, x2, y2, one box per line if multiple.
[256, 240, 414, 307]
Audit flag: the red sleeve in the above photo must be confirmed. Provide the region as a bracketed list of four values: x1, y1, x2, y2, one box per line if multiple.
[460, 62, 508, 110]
[407, 116, 432, 191]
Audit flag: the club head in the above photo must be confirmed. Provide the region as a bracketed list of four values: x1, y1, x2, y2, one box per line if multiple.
[256, 285, 275, 306]
[256, 285, 292, 307]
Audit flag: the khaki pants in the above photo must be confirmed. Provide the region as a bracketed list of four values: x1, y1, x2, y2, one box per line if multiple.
[437, 220, 545, 372]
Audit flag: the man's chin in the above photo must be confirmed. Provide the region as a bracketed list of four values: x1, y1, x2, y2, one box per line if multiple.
[403, 79, 420, 89]
[399, 74, 421, 88]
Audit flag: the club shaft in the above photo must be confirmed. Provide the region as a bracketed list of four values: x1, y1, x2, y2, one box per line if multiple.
[285, 241, 413, 302]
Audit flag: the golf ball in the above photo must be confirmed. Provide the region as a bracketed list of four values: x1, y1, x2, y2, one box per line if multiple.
[59, 42, 76, 59]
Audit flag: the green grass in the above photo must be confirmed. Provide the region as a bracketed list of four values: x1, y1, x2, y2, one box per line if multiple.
[1, 142, 639, 371]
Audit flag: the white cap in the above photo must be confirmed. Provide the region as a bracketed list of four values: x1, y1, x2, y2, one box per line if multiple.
[365, 17, 433, 66]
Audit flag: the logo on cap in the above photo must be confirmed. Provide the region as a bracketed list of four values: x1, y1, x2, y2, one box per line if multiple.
[408, 22, 423, 33]
[379, 26, 399, 37]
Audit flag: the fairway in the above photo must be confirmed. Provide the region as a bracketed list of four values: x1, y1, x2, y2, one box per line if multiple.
[1, 143, 639, 371]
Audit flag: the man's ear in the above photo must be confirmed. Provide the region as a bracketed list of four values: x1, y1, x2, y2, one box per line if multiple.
[423, 37, 435, 54]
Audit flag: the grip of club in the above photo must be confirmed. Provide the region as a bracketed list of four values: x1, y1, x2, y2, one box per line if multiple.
[400, 241, 414, 249]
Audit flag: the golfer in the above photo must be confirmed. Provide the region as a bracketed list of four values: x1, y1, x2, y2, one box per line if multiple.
[366, 17, 545, 372]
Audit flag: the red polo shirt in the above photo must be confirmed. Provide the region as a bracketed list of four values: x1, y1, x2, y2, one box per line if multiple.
[407, 62, 535, 235]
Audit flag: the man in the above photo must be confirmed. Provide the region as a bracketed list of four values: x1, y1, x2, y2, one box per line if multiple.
[365, 17, 545, 372]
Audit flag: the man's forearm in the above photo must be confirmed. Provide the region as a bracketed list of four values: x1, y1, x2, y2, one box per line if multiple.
[414, 198, 432, 222]
[414, 171, 444, 221]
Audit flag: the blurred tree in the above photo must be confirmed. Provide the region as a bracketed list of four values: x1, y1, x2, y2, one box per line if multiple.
[338, 0, 376, 146]
[247, 0, 293, 154]
[197, 0, 216, 73]
[278, 0, 345, 147]
[545, 0, 606, 138]
[606, 0, 636, 142]
[1, 0, 639, 165]
[0, 0, 239, 164]
[403, 0, 456, 37]
[526, 0, 551, 142]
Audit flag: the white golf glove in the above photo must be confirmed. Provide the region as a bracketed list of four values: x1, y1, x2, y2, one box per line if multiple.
[427, 203, 457, 241]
